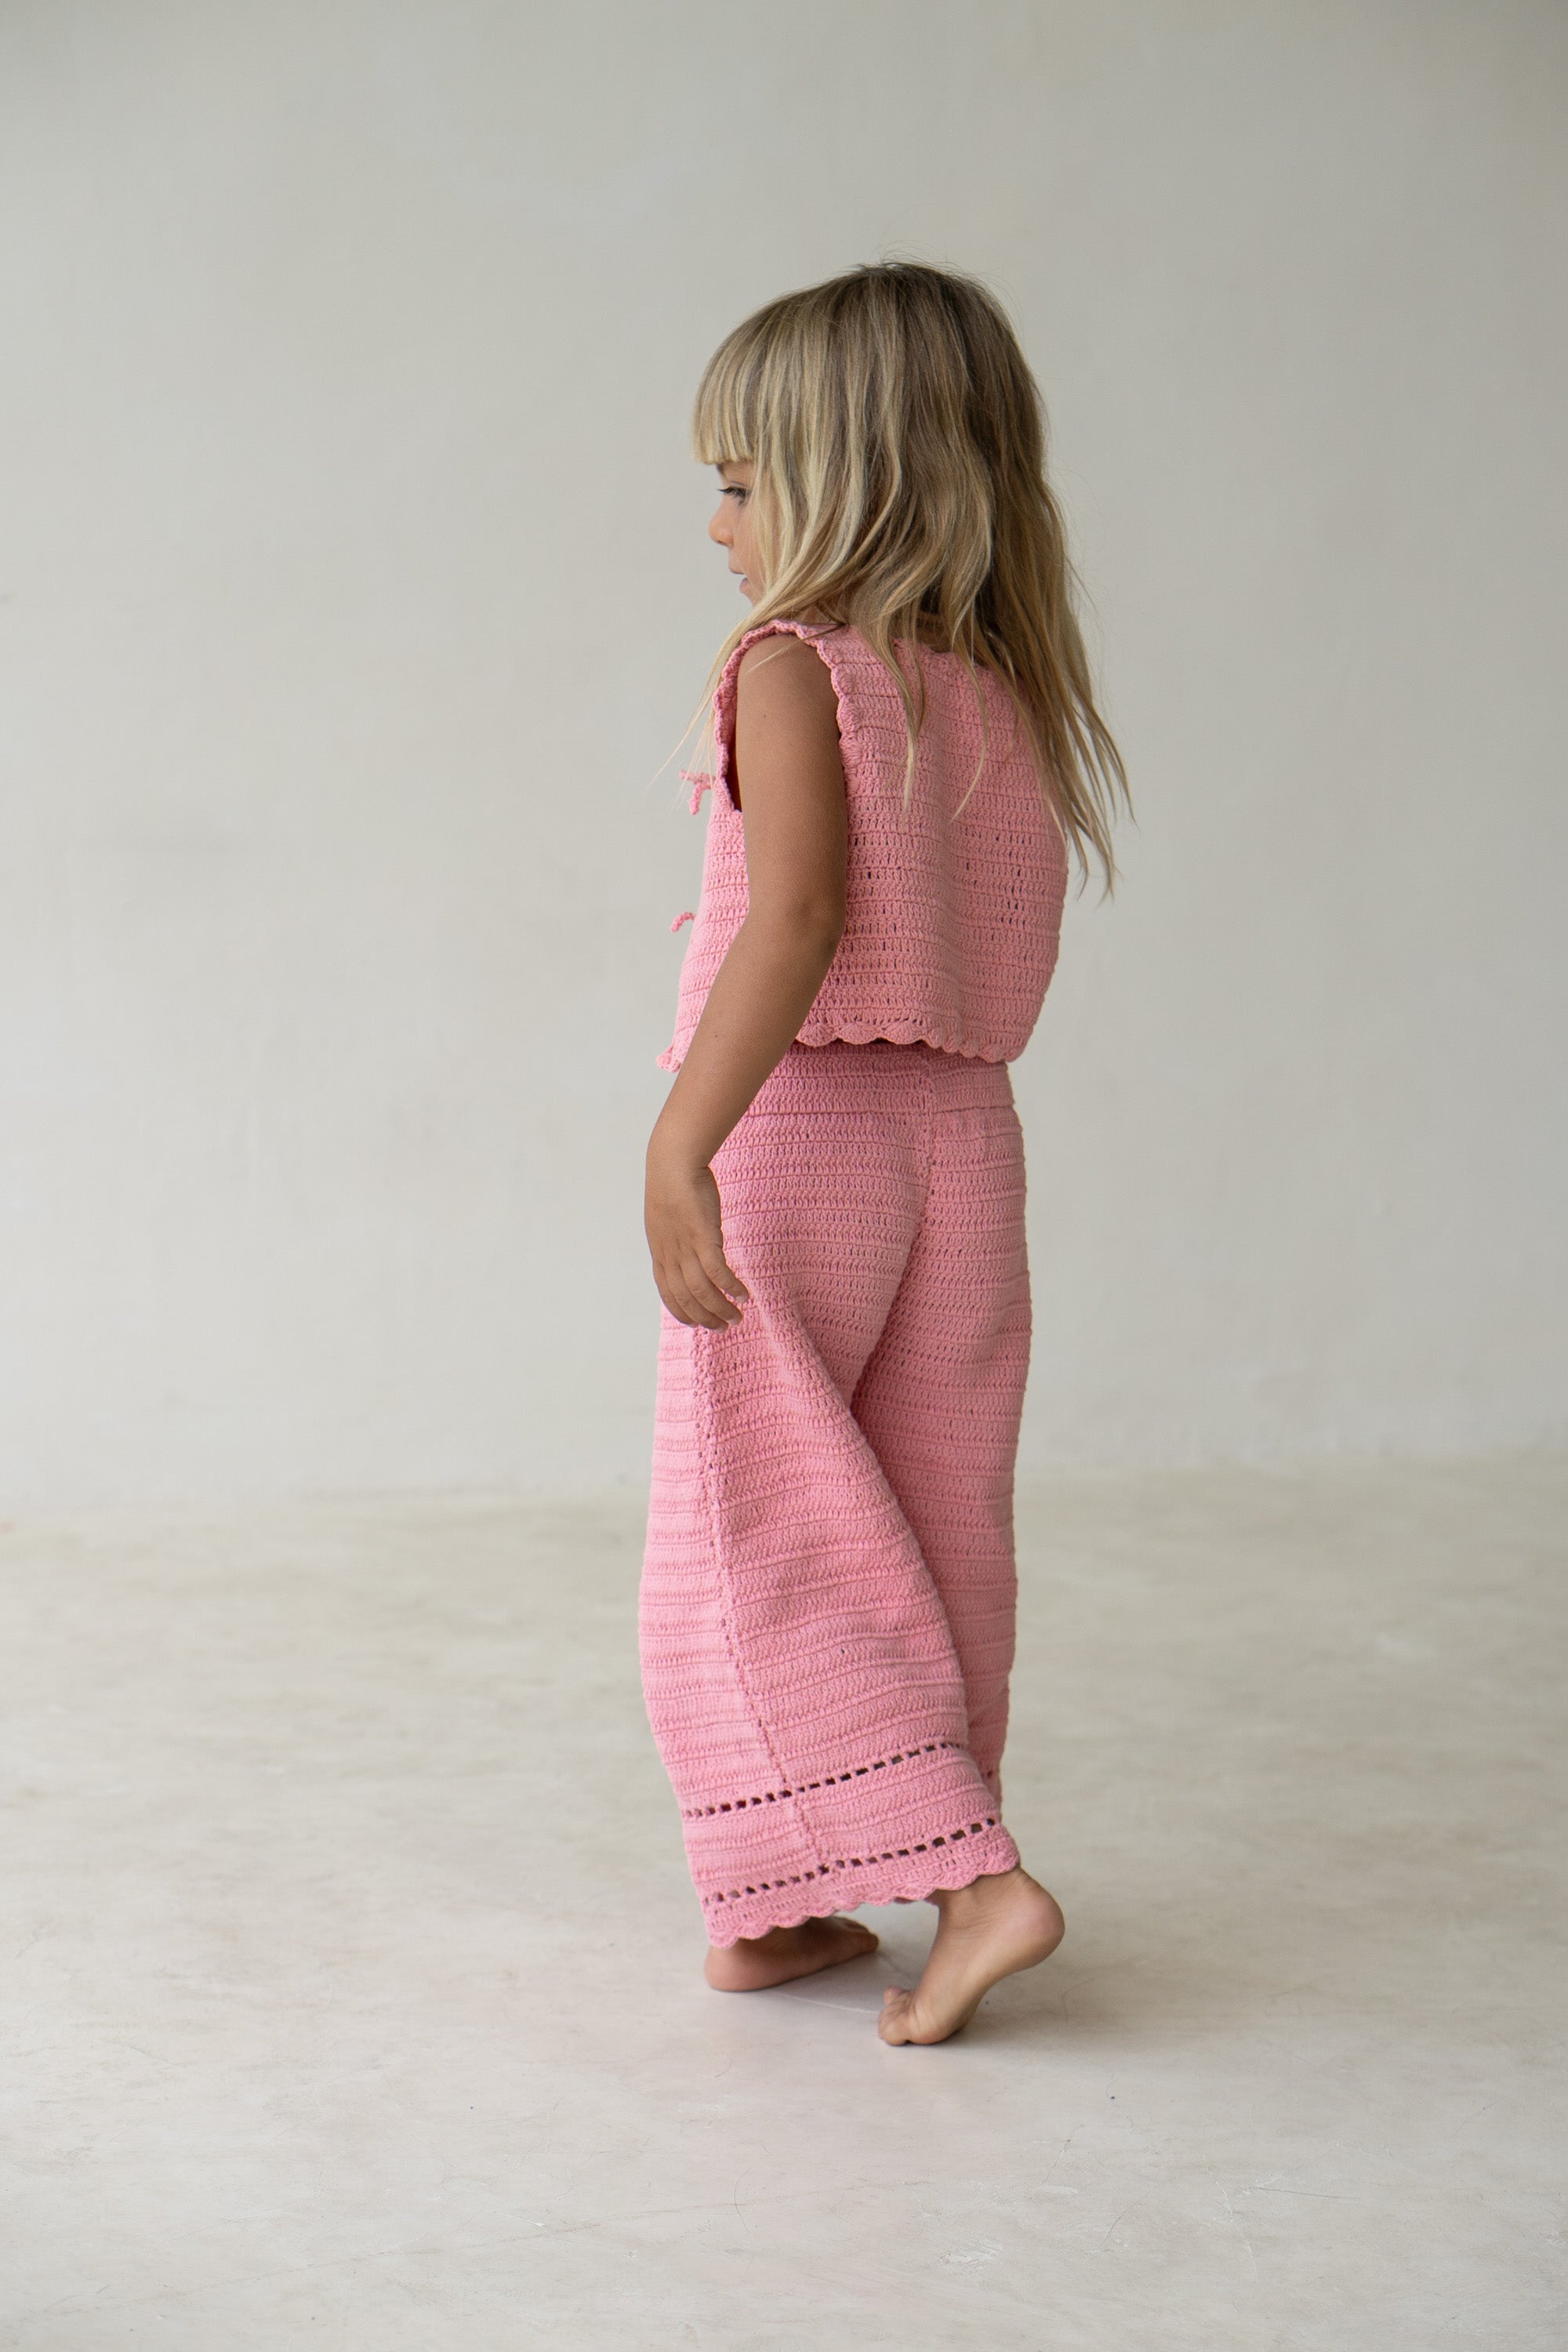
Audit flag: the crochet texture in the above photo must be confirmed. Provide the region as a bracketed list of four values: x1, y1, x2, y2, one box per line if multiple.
[643, 625, 1064, 1943]
[641, 1042, 1031, 1942]
[659, 619, 1067, 1070]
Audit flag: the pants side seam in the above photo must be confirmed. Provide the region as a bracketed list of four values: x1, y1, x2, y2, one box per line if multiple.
[689, 1324, 831, 1888]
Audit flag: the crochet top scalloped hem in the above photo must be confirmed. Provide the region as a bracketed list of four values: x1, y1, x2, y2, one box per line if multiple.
[658, 620, 1067, 1073]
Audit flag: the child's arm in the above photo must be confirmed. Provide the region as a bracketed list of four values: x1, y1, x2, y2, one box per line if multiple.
[645, 635, 847, 1330]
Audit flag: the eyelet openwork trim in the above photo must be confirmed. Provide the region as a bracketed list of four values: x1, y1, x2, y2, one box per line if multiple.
[700, 1814, 1000, 1911]
[682, 1739, 965, 1820]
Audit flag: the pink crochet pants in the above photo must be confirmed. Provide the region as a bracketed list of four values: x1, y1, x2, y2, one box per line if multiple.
[641, 1040, 1029, 1946]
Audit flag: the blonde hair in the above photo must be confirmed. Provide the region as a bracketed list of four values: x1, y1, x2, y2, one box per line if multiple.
[693, 261, 1128, 885]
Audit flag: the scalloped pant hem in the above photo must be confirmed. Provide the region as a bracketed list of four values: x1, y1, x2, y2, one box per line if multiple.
[641, 1041, 1032, 1947]
[699, 1820, 1023, 1948]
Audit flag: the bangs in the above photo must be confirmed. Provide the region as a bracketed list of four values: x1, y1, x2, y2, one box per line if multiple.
[691, 324, 762, 466]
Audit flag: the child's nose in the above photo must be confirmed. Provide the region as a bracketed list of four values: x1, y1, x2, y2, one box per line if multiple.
[709, 510, 730, 546]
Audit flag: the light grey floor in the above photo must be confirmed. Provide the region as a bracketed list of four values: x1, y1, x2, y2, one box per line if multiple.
[2, 1457, 1563, 2350]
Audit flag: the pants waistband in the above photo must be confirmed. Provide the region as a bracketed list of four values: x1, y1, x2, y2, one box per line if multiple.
[746, 1039, 1015, 1117]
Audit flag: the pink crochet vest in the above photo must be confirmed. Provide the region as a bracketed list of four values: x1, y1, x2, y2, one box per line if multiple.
[659, 619, 1067, 1071]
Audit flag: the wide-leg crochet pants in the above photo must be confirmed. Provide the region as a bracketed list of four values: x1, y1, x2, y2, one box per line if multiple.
[641, 1039, 1030, 1946]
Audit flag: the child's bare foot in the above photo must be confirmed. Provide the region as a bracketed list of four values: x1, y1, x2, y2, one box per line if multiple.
[878, 1867, 1064, 2045]
[705, 1914, 879, 1991]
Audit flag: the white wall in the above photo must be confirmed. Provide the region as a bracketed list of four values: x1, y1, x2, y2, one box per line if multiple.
[1, 0, 1563, 1508]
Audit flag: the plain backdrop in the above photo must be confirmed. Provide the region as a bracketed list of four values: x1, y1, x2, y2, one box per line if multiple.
[1, 0, 1563, 1508]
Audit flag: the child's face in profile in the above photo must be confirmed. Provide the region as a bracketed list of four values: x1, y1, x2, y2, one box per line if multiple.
[709, 463, 760, 601]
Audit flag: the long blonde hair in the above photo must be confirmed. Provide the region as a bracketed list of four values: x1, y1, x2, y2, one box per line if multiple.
[693, 261, 1128, 884]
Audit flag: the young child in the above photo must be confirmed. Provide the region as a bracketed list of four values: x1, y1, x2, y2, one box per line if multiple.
[641, 262, 1126, 2045]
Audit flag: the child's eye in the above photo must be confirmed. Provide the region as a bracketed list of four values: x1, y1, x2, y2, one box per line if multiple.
[722, 484, 749, 503]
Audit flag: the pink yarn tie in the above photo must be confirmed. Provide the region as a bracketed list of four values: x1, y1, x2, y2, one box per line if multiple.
[681, 769, 714, 815]
[670, 909, 695, 932]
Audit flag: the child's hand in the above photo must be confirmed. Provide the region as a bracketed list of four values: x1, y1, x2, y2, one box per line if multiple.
[644, 1142, 751, 1330]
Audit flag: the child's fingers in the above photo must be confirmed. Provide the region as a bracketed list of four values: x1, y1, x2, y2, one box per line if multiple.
[653, 1251, 732, 1330]
[645, 1166, 750, 1327]
[676, 1192, 750, 1307]
[665, 1289, 735, 1330]
[699, 1245, 750, 1307]
[685, 1236, 750, 1319]
[662, 1247, 747, 1330]
[655, 1266, 706, 1327]
[679, 1250, 747, 1325]
[661, 1286, 726, 1330]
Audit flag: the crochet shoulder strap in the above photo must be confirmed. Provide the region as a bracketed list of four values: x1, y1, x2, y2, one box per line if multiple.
[710, 620, 878, 809]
